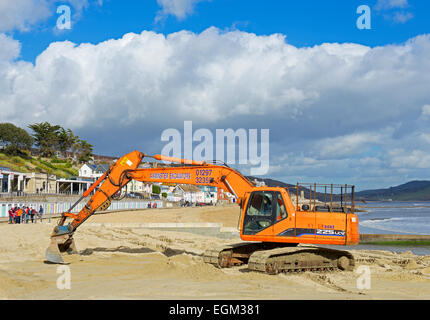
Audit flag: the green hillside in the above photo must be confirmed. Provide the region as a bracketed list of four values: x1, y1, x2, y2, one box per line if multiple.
[0, 153, 79, 178]
[248, 176, 430, 202]
[355, 181, 430, 201]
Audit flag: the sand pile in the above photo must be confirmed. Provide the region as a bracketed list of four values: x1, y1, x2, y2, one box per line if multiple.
[0, 206, 429, 299]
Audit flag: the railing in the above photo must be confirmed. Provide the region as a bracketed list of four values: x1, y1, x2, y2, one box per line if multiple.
[0, 192, 80, 198]
[286, 183, 355, 214]
[0, 191, 154, 198]
[0, 199, 164, 218]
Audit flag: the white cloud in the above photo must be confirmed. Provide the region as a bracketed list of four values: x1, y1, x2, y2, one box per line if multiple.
[317, 132, 385, 159]
[392, 11, 414, 24]
[67, 0, 90, 12]
[375, 0, 409, 10]
[1, 28, 430, 188]
[1, 28, 429, 131]
[0, 0, 98, 32]
[422, 105, 430, 118]
[156, 0, 209, 21]
[360, 157, 382, 166]
[389, 149, 430, 169]
[375, 0, 414, 24]
[0, 34, 21, 61]
[0, 0, 52, 32]
[420, 133, 430, 144]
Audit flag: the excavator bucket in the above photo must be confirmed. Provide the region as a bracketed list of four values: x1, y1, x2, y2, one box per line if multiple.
[45, 234, 78, 264]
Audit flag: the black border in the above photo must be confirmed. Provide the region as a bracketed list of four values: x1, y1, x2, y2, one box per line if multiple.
[0, 300, 426, 319]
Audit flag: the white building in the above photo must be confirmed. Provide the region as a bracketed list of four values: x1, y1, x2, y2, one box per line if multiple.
[165, 184, 205, 203]
[198, 185, 218, 204]
[57, 177, 93, 195]
[0, 167, 29, 193]
[253, 178, 266, 187]
[167, 185, 184, 202]
[182, 185, 205, 203]
[79, 164, 110, 179]
[125, 180, 145, 194]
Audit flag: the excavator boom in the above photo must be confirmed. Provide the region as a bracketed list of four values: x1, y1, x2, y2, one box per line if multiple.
[46, 150, 255, 263]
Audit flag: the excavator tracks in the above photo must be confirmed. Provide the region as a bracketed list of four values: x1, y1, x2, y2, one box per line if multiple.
[203, 243, 355, 274]
[203, 243, 265, 268]
[248, 246, 355, 274]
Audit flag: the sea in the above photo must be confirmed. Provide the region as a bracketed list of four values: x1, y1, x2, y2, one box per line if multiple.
[325, 201, 430, 256]
[357, 201, 430, 236]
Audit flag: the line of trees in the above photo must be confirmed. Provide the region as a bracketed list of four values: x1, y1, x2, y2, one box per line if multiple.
[0, 123, 34, 155]
[0, 122, 94, 163]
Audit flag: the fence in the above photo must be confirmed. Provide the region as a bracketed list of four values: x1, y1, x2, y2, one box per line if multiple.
[0, 200, 163, 218]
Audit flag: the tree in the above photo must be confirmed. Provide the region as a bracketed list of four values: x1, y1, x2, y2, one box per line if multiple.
[57, 128, 77, 157]
[71, 134, 81, 159]
[28, 122, 61, 157]
[28, 122, 94, 162]
[77, 139, 94, 163]
[152, 185, 161, 195]
[0, 123, 34, 155]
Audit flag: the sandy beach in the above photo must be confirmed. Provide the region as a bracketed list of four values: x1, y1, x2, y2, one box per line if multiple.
[1, 205, 429, 300]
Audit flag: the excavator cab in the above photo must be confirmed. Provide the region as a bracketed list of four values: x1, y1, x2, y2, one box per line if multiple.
[239, 184, 359, 247]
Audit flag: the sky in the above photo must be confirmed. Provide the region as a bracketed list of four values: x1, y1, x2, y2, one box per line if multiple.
[0, 0, 430, 190]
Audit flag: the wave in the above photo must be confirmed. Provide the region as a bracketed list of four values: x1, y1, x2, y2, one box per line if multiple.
[359, 217, 430, 235]
[356, 211, 370, 216]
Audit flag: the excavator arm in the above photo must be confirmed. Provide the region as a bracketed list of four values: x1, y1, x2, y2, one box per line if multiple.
[46, 150, 255, 263]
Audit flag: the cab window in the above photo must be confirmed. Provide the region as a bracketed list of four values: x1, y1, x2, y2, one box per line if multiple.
[275, 193, 288, 221]
[243, 192, 274, 235]
[246, 192, 273, 216]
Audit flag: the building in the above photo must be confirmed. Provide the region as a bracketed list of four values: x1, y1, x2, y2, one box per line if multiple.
[79, 163, 110, 179]
[164, 184, 205, 203]
[198, 185, 218, 204]
[0, 167, 60, 194]
[26, 172, 57, 194]
[167, 185, 185, 202]
[181, 185, 205, 203]
[57, 177, 93, 195]
[253, 178, 266, 187]
[217, 188, 236, 203]
[0, 167, 29, 193]
[156, 184, 171, 199]
[125, 179, 145, 194]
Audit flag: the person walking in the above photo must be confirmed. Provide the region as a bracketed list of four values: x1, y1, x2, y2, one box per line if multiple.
[8, 208, 14, 224]
[30, 207, 35, 223]
[38, 205, 44, 223]
[16, 207, 23, 224]
[20, 206, 25, 224]
[25, 206, 30, 224]
[22, 206, 26, 224]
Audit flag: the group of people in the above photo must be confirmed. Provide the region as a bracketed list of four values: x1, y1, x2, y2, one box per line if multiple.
[8, 205, 44, 224]
[146, 202, 158, 208]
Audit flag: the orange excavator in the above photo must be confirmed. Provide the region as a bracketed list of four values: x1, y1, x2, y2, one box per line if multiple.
[46, 150, 360, 274]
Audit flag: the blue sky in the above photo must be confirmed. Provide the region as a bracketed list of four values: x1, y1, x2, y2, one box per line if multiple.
[11, 0, 430, 61]
[1, 0, 430, 191]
